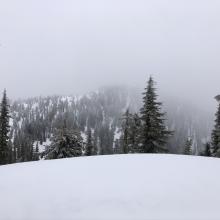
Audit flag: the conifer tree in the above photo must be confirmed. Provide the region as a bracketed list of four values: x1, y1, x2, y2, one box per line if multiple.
[12, 142, 17, 163]
[114, 139, 122, 154]
[8, 140, 13, 163]
[0, 90, 11, 165]
[140, 77, 172, 153]
[212, 96, 220, 157]
[184, 137, 193, 155]
[121, 109, 133, 154]
[36, 142, 39, 155]
[85, 129, 94, 156]
[30, 144, 34, 161]
[32, 143, 39, 161]
[129, 113, 141, 153]
[45, 122, 83, 159]
[203, 142, 211, 157]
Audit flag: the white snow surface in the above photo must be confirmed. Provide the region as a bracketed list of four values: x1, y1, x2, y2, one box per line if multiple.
[0, 154, 220, 220]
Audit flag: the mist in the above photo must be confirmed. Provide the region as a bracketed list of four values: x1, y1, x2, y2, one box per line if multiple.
[0, 0, 220, 111]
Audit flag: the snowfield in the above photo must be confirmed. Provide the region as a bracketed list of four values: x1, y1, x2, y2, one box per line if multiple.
[0, 154, 220, 220]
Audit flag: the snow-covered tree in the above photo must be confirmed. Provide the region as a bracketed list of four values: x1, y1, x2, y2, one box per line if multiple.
[0, 90, 11, 165]
[45, 126, 83, 160]
[140, 77, 173, 153]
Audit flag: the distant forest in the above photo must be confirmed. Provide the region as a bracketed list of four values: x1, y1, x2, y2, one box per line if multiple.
[0, 77, 219, 165]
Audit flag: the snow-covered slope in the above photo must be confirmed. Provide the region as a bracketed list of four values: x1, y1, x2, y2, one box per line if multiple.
[0, 155, 219, 220]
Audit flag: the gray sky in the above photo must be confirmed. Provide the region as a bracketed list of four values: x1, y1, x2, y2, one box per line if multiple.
[0, 0, 220, 110]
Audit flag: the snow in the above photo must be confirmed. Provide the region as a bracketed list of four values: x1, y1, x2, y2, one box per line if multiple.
[0, 154, 220, 220]
[81, 131, 87, 142]
[114, 127, 121, 141]
[23, 103, 28, 109]
[122, 95, 131, 113]
[113, 127, 121, 148]
[18, 118, 23, 128]
[33, 138, 52, 153]
[9, 117, 13, 127]
[73, 95, 83, 105]
[60, 96, 73, 106]
[31, 102, 39, 110]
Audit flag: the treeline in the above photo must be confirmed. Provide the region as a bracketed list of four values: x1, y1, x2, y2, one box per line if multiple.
[1, 87, 139, 164]
[0, 77, 218, 165]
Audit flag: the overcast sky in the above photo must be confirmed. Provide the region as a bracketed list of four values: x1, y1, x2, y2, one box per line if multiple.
[0, 0, 220, 110]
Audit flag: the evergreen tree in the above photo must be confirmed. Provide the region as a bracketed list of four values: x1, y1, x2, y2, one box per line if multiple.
[184, 137, 193, 155]
[121, 109, 133, 154]
[0, 90, 11, 165]
[202, 142, 211, 157]
[45, 124, 83, 160]
[98, 123, 114, 155]
[212, 96, 220, 156]
[12, 142, 17, 163]
[85, 129, 94, 156]
[129, 113, 141, 153]
[114, 139, 122, 154]
[36, 142, 39, 155]
[140, 77, 173, 153]
[32, 142, 39, 161]
[8, 140, 13, 164]
[30, 144, 34, 160]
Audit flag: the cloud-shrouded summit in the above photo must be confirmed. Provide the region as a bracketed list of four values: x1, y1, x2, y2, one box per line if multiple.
[0, 0, 220, 110]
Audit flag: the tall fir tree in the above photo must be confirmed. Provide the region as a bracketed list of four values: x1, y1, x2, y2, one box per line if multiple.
[140, 77, 173, 153]
[212, 96, 220, 157]
[0, 89, 11, 165]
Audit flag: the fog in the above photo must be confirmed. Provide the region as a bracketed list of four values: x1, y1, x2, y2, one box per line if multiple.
[0, 0, 220, 111]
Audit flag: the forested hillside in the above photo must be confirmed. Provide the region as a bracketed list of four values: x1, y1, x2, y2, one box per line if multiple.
[7, 86, 212, 162]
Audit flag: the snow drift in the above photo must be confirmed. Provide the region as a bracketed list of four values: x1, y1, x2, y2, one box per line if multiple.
[0, 154, 219, 220]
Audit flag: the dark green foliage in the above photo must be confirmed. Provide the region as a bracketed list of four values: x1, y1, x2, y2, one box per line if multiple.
[0, 90, 11, 165]
[85, 129, 95, 156]
[98, 123, 114, 155]
[121, 109, 133, 154]
[201, 142, 211, 157]
[32, 142, 40, 161]
[45, 126, 83, 160]
[36, 143, 39, 155]
[211, 102, 220, 156]
[14, 130, 34, 162]
[184, 138, 193, 155]
[114, 139, 122, 154]
[140, 77, 173, 153]
[129, 113, 141, 153]
[120, 111, 142, 153]
[12, 140, 17, 163]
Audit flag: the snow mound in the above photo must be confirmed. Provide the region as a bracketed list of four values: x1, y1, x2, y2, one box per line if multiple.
[0, 154, 220, 220]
